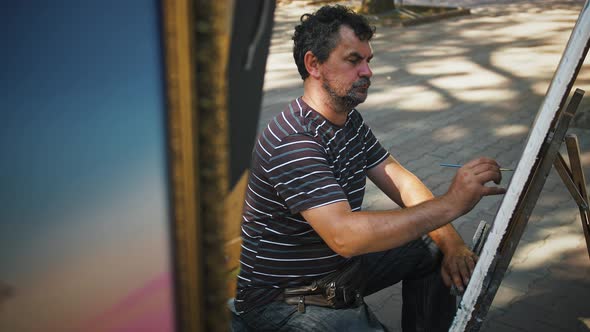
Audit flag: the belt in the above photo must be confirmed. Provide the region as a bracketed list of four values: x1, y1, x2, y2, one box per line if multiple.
[280, 283, 362, 313]
[283, 294, 333, 313]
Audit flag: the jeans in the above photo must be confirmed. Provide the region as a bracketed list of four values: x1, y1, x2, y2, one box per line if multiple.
[231, 235, 456, 332]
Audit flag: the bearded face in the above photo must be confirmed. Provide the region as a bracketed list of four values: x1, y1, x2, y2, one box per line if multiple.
[322, 76, 371, 111]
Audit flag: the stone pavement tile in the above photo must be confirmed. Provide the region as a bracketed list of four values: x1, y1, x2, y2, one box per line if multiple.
[522, 213, 581, 245]
[486, 303, 575, 332]
[363, 179, 401, 210]
[478, 146, 511, 161]
[490, 284, 527, 309]
[422, 161, 456, 176]
[533, 187, 579, 214]
[500, 266, 549, 294]
[402, 153, 444, 175]
[475, 194, 504, 210]
[363, 191, 399, 211]
[421, 156, 454, 178]
[500, 243, 590, 331]
[414, 177, 453, 196]
[480, 304, 514, 331]
[429, 144, 462, 159]
[494, 296, 590, 331]
[387, 144, 427, 162]
[482, 320, 527, 332]
[513, 225, 582, 273]
[456, 218, 485, 239]
[510, 239, 547, 266]
[518, 221, 554, 245]
[365, 284, 403, 331]
[457, 291, 528, 331]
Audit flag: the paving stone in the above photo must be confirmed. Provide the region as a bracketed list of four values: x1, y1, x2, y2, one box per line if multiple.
[489, 284, 527, 308]
[482, 319, 527, 332]
[500, 266, 549, 294]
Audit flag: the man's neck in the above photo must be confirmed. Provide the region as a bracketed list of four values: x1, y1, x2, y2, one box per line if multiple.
[302, 82, 349, 126]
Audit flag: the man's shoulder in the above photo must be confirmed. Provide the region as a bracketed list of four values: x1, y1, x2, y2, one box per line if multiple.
[265, 98, 313, 137]
[255, 99, 315, 152]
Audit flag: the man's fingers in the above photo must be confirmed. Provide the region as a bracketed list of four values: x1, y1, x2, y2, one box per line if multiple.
[471, 163, 498, 176]
[482, 186, 507, 196]
[441, 269, 452, 288]
[451, 270, 464, 291]
[466, 255, 476, 274]
[474, 169, 502, 185]
[458, 259, 471, 286]
[463, 157, 499, 169]
[447, 261, 465, 291]
[472, 164, 503, 184]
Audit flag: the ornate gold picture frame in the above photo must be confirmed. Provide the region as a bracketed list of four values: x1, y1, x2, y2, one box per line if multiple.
[162, 0, 232, 330]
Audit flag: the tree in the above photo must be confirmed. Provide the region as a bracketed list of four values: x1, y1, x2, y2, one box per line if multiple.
[360, 0, 396, 14]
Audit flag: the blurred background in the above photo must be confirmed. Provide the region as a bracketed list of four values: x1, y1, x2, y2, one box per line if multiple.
[1, 1, 176, 330]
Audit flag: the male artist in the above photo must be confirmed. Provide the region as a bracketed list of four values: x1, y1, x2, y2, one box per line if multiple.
[232, 5, 505, 331]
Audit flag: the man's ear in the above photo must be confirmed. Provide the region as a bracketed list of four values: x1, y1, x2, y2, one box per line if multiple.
[304, 51, 321, 79]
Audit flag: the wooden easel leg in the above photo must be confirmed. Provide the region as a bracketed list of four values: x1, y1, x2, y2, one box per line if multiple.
[553, 154, 588, 210]
[565, 134, 590, 260]
[552, 133, 590, 261]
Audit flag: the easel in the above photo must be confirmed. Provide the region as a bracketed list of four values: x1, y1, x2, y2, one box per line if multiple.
[460, 88, 590, 331]
[553, 131, 590, 260]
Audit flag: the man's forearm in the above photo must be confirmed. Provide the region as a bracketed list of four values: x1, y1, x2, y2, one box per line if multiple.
[322, 196, 462, 257]
[399, 185, 466, 255]
[376, 158, 466, 254]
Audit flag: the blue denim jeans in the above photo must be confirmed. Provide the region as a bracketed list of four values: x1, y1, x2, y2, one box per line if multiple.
[231, 235, 456, 331]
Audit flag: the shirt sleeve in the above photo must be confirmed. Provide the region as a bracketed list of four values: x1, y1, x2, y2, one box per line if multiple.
[265, 133, 348, 214]
[363, 124, 390, 169]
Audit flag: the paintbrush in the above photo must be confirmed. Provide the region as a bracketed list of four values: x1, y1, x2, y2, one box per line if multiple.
[440, 163, 514, 172]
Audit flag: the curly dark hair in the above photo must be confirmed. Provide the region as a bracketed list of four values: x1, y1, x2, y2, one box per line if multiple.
[292, 5, 375, 80]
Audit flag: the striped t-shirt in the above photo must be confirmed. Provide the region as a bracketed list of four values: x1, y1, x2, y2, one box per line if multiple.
[235, 97, 389, 313]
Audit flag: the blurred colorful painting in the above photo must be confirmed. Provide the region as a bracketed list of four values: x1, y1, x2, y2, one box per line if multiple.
[0, 1, 176, 330]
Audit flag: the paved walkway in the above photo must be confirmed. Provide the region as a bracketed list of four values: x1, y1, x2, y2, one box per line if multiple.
[261, 1, 590, 330]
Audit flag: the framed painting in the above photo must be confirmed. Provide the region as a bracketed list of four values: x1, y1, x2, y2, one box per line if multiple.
[0, 0, 181, 330]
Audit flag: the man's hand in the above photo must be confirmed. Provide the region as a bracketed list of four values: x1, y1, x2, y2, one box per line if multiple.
[444, 157, 506, 216]
[440, 243, 477, 292]
[437, 157, 505, 291]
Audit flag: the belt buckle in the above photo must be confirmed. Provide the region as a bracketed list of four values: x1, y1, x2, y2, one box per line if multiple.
[326, 281, 336, 305]
[297, 296, 305, 313]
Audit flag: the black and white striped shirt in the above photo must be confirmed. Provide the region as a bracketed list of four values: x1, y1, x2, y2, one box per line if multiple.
[235, 97, 389, 312]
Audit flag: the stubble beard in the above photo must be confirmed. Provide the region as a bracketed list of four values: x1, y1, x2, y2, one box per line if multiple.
[322, 77, 371, 113]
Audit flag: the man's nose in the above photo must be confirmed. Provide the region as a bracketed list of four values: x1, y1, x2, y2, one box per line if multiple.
[359, 62, 372, 78]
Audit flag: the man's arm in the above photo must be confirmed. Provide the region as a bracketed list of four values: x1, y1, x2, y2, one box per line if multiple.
[366, 155, 482, 290]
[300, 157, 505, 288]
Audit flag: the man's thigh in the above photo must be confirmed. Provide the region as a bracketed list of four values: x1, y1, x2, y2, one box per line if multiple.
[239, 301, 387, 332]
[362, 235, 442, 296]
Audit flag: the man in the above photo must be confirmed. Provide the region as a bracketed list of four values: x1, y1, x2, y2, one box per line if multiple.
[232, 5, 505, 331]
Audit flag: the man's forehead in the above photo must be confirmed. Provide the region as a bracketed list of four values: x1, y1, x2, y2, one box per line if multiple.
[336, 26, 373, 54]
